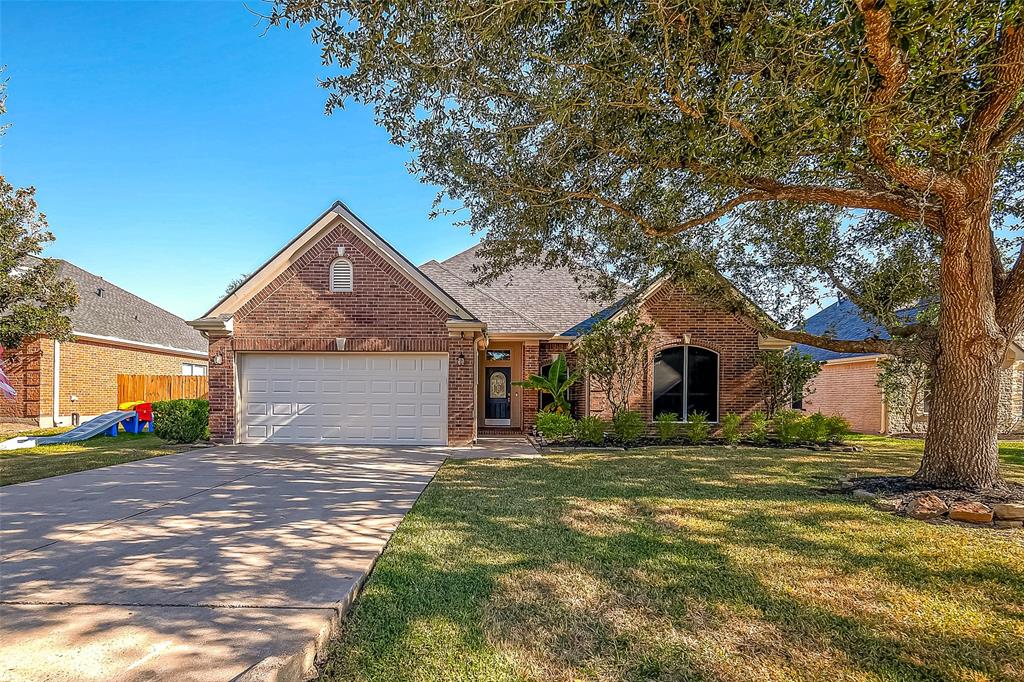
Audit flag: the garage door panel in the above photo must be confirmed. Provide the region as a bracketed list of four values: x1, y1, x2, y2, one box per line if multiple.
[239, 353, 447, 445]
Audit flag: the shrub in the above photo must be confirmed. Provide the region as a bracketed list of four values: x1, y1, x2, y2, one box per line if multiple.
[535, 411, 576, 441]
[801, 412, 830, 445]
[152, 399, 209, 443]
[574, 416, 606, 445]
[685, 411, 712, 445]
[773, 409, 804, 445]
[655, 412, 680, 443]
[720, 412, 741, 445]
[611, 410, 646, 443]
[825, 415, 852, 444]
[748, 411, 769, 445]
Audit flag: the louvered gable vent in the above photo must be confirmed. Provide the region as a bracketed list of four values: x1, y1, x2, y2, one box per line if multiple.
[330, 258, 353, 292]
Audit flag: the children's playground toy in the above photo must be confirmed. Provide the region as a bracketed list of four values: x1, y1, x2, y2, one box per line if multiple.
[0, 403, 155, 451]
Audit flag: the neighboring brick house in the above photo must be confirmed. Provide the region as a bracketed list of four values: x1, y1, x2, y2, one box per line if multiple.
[1, 259, 208, 427]
[189, 201, 788, 446]
[800, 298, 1024, 434]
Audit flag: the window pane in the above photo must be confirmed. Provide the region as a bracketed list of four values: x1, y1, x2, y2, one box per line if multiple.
[194, 365, 208, 376]
[486, 350, 511, 361]
[182, 363, 192, 376]
[686, 348, 718, 421]
[653, 347, 685, 417]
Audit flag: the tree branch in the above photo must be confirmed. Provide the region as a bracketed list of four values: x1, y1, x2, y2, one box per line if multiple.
[990, 104, 1024, 150]
[969, 24, 1024, 153]
[857, 0, 958, 197]
[765, 327, 897, 355]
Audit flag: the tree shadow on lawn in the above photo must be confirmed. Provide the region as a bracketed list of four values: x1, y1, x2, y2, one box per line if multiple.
[324, 449, 1024, 682]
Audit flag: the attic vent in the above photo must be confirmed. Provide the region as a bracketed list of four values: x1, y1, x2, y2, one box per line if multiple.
[330, 258, 353, 292]
[96, 287, 104, 297]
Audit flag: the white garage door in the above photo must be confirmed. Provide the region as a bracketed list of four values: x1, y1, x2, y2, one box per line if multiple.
[238, 353, 448, 445]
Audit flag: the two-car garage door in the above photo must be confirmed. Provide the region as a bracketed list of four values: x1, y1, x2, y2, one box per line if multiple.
[238, 353, 448, 445]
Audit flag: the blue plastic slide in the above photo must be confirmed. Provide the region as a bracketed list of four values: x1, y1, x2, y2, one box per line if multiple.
[0, 410, 138, 451]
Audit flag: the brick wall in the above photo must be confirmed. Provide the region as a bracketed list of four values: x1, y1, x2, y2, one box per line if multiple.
[209, 223, 477, 444]
[0, 339, 43, 420]
[2, 337, 205, 425]
[584, 284, 763, 422]
[803, 358, 885, 434]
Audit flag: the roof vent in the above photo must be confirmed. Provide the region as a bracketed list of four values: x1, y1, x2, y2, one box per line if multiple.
[96, 287, 104, 297]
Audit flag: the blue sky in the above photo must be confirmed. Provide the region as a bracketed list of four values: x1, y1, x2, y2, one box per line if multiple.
[1, 0, 479, 319]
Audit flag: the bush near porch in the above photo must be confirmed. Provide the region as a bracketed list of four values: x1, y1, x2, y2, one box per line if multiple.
[318, 438, 1024, 682]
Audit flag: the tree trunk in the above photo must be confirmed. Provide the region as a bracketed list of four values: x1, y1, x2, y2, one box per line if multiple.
[916, 351, 1003, 488]
[915, 200, 1005, 489]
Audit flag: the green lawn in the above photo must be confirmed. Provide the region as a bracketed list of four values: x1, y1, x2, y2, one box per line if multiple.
[321, 440, 1024, 682]
[0, 433, 190, 486]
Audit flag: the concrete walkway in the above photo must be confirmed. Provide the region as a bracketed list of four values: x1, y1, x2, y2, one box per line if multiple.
[0, 444, 452, 681]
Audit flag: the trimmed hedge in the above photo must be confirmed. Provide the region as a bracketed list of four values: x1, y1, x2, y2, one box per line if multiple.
[152, 399, 209, 443]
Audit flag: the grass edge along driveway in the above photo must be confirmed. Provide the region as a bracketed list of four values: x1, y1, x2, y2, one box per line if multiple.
[1, 433, 194, 486]
[320, 439, 1024, 682]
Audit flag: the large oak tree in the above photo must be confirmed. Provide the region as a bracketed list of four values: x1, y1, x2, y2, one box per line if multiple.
[272, 0, 1024, 489]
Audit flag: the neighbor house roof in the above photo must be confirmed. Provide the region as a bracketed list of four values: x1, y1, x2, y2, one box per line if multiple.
[795, 298, 921, 362]
[29, 257, 207, 356]
[419, 246, 623, 336]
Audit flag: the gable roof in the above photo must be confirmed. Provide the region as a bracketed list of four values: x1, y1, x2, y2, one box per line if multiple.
[30, 257, 206, 355]
[419, 246, 623, 336]
[196, 202, 478, 325]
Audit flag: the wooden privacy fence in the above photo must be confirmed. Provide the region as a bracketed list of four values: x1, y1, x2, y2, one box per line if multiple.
[117, 374, 209, 405]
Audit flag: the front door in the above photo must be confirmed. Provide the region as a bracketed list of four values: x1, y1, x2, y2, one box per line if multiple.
[485, 367, 512, 425]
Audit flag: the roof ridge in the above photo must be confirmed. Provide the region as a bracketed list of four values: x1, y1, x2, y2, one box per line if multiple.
[428, 260, 548, 333]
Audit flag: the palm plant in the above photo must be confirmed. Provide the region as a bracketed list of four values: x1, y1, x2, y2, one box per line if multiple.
[516, 354, 580, 414]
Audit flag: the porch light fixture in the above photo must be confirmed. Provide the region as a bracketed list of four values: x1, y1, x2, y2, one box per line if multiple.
[212, 353, 224, 366]
[457, 352, 466, 366]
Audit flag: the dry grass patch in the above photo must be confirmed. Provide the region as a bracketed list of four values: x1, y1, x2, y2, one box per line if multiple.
[318, 442, 1024, 682]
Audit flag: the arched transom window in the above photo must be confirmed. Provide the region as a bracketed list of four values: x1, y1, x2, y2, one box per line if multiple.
[330, 258, 353, 292]
[653, 346, 719, 422]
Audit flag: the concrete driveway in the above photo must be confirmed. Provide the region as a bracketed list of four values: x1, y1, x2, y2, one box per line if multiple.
[0, 444, 450, 681]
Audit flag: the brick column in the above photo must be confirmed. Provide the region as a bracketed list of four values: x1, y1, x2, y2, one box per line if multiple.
[207, 336, 236, 444]
[522, 341, 540, 431]
[448, 335, 477, 444]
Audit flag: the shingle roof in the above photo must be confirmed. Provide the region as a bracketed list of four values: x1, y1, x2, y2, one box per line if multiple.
[795, 298, 921, 362]
[419, 246, 625, 335]
[42, 258, 206, 354]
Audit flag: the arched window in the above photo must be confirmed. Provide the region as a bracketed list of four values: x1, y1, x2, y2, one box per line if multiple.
[653, 346, 719, 422]
[330, 258, 353, 292]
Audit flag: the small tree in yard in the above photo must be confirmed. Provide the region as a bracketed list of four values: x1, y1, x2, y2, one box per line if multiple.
[877, 356, 931, 434]
[757, 350, 824, 417]
[272, 1, 1024, 489]
[577, 308, 654, 417]
[1, 178, 77, 354]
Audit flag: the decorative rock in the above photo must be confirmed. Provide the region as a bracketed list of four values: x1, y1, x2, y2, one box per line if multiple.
[906, 493, 948, 520]
[948, 501, 993, 524]
[992, 503, 1024, 521]
[872, 498, 901, 512]
[852, 489, 876, 500]
[993, 520, 1023, 529]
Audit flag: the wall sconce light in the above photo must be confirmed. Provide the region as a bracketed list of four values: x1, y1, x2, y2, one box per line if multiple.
[457, 352, 466, 366]
[212, 353, 224, 366]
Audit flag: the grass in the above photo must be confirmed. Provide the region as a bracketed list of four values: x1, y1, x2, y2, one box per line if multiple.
[0, 433, 190, 486]
[321, 439, 1024, 682]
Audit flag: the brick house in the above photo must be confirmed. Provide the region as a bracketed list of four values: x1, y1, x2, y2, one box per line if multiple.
[1, 259, 208, 427]
[800, 298, 1024, 434]
[190, 202, 788, 445]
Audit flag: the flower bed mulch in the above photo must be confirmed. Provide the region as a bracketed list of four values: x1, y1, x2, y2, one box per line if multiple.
[536, 435, 861, 452]
[840, 475, 1024, 506]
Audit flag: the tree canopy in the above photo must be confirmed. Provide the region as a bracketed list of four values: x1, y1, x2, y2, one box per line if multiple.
[0, 176, 77, 352]
[272, 0, 1023, 355]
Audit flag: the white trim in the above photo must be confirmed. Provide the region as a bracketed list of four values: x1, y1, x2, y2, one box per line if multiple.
[822, 354, 884, 367]
[71, 332, 208, 359]
[484, 418, 512, 426]
[52, 339, 61, 426]
[202, 203, 476, 322]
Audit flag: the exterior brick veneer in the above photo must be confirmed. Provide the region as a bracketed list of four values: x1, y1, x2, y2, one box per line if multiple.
[207, 224, 477, 445]
[804, 358, 886, 434]
[1, 338, 206, 424]
[582, 284, 763, 422]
